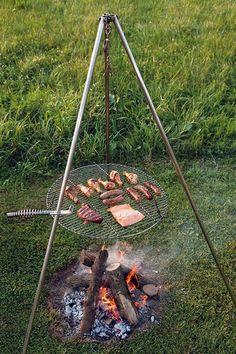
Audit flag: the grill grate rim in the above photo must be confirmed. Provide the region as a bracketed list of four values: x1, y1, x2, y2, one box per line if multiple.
[46, 163, 168, 239]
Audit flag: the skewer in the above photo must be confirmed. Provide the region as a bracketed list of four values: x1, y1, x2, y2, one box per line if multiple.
[93, 161, 109, 177]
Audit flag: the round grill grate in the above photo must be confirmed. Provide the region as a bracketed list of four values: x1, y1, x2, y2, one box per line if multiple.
[46, 164, 168, 239]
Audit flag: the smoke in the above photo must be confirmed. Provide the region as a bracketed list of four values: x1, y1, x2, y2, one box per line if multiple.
[107, 241, 180, 281]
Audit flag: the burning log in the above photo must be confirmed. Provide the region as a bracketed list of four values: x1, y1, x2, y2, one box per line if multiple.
[80, 246, 108, 335]
[80, 249, 124, 268]
[79, 251, 159, 290]
[106, 263, 138, 325]
[121, 265, 159, 290]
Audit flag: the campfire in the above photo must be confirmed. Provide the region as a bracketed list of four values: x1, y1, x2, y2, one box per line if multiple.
[48, 243, 167, 341]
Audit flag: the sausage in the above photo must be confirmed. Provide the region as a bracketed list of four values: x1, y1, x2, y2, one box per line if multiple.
[143, 182, 161, 196]
[134, 185, 153, 200]
[102, 195, 125, 206]
[100, 189, 124, 200]
[126, 187, 142, 203]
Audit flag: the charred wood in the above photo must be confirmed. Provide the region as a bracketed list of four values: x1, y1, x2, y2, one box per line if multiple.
[66, 273, 92, 288]
[80, 247, 108, 335]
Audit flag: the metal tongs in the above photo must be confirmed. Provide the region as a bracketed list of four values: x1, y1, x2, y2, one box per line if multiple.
[6, 205, 73, 218]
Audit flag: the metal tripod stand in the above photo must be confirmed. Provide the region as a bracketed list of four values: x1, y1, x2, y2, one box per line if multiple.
[22, 13, 236, 354]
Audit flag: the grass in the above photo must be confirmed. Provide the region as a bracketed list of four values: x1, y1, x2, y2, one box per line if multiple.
[0, 0, 236, 177]
[0, 1, 235, 352]
[0, 157, 235, 353]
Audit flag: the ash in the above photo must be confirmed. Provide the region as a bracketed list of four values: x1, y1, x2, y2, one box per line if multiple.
[64, 289, 86, 331]
[62, 287, 154, 340]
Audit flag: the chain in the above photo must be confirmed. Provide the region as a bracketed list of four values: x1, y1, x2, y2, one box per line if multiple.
[103, 19, 112, 74]
[104, 17, 112, 166]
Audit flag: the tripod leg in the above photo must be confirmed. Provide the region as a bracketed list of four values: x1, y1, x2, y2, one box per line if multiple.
[22, 17, 105, 354]
[114, 16, 236, 308]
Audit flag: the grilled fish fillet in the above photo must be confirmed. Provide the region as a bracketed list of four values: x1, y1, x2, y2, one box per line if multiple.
[107, 204, 144, 227]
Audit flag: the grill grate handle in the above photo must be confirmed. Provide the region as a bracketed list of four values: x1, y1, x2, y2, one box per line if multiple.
[6, 207, 73, 218]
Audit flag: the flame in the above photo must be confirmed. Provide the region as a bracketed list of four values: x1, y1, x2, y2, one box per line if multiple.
[99, 286, 119, 320]
[126, 264, 149, 308]
[98, 262, 149, 322]
[126, 264, 139, 291]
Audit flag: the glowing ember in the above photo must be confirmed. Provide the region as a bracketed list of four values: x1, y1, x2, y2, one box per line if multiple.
[134, 294, 149, 308]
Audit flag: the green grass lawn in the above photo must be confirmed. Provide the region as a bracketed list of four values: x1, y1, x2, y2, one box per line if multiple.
[0, 1, 235, 353]
[0, 158, 235, 353]
[0, 0, 236, 178]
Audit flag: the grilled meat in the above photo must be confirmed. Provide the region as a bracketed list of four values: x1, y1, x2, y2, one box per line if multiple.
[126, 187, 142, 203]
[98, 179, 116, 190]
[77, 203, 103, 224]
[134, 185, 153, 200]
[143, 182, 161, 196]
[102, 195, 125, 206]
[123, 171, 138, 184]
[109, 170, 123, 187]
[64, 186, 80, 204]
[107, 204, 144, 227]
[77, 184, 93, 197]
[100, 189, 123, 200]
[87, 179, 101, 193]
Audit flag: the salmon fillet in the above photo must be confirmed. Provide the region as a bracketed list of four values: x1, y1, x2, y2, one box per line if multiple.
[107, 204, 144, 227]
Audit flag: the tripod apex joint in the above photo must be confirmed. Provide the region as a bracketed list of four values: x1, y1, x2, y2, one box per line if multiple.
[100, 13, 116, 22]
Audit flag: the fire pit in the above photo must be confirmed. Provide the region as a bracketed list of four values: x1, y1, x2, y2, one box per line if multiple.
[48, 243, 167, 342]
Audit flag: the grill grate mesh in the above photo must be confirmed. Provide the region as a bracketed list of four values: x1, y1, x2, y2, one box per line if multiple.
[46, 164, 168, 239]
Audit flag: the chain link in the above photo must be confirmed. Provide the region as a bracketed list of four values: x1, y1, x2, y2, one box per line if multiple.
[103, 20, 112, 74]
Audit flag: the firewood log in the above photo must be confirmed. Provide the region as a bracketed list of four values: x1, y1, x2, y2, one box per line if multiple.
[66, 273, 92, 288]
[80, 246, 108, 335]
[106, 263, 138, 325]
